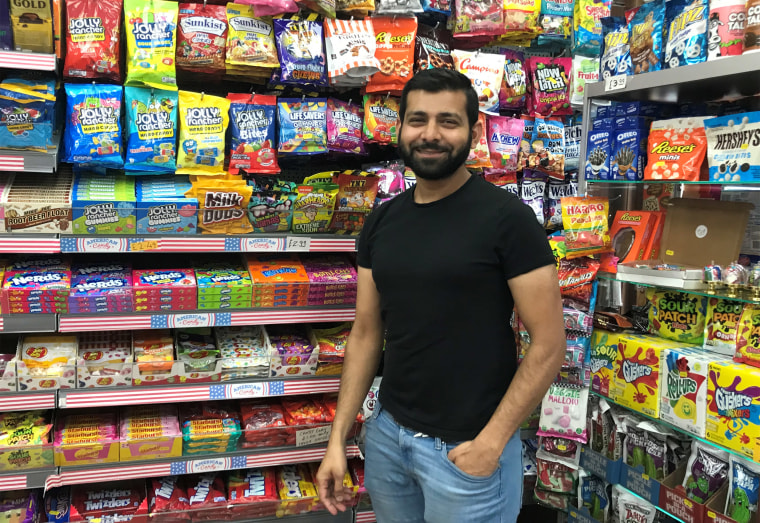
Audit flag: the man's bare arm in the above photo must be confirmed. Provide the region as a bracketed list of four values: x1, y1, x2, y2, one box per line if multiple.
[449, 264, 565, 475]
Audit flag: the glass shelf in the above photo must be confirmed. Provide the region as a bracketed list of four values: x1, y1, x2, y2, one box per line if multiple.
[591, 391, 753, 463]
[586, 179, 760, 185]
[597, 273, 760, 306]
[616, 485, 688, 523]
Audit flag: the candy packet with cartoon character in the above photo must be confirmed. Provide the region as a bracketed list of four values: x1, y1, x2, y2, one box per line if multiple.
[601, 17, 632, 79]
[292, 183, 339, 234]
[683, 443, 730, 503]
[726, 455, 760, 523]
[249, 191, 296, 232]
[274, 17, 327, 88]
[707, 0, 745, 59]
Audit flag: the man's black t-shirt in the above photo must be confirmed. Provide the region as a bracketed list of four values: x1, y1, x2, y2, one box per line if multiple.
[357, 174, 555, 442]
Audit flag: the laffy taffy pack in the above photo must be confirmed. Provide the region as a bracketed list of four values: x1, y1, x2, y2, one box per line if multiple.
[124, 0, 178, 90]
[706, 360, 760, 458]
[177, 91, 230, 175]
[64, 84, 123, 168]
[648, 289, 707, 345]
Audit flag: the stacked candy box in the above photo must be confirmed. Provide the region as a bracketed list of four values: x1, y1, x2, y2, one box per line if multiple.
[302, 256, 357, 306]
[69, 263, 134, 314]
[180, 403, 241, 456]
[277, 464, 321, 515]
[17, 334, 77, 390]
[2, 257, 71, 314]
[54, 411, 119, 466]
[136, 175, 198, 235]
[216, 326, 270, 380]
[119, 405, 181, 461]
[247, 255, 310, 308]
[186, 473, 229, 519]
[194, 265, 253, 310]
[133, 330, 174, 383]
[0, 410, 54, 472]
[71, 171, 136, 235]
[132, 269, 197, 312]
[266, 325, 318, 376]
[226, 468, 280, 520]
[76, 331, 133, 388]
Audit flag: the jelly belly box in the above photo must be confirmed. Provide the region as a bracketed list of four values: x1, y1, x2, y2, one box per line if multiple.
[706, 360, 760, 459]
[613, 334, 696, 418]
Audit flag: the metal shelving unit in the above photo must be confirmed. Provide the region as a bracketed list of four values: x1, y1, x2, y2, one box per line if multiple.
[0, 134, 60, 173]
[0, 50, 57, 71]
[0, 469, 55, 492]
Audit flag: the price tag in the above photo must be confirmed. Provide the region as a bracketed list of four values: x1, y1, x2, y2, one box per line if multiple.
[130, 240, 159, 252]
[286, 236, 311, 252]
[604, 75, 627, 92]
[296, 425, 332, 447]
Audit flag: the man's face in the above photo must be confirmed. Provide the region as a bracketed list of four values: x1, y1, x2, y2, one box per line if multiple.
[398, 90, 482, 181]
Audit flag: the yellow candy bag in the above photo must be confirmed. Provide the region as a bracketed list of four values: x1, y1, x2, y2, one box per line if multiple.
[177, 91, 230, 176]
[225, 3, 278, 69]
[186, 179, 253, 234]
[292, 183, 339, 234]
[124, 0, 178, 90]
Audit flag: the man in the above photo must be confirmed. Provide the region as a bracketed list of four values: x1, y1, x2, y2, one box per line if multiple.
[316, 69, 565, 522]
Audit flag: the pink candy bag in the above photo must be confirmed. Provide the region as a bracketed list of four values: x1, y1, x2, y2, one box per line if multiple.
[537, 382, 589, 443]
[486, 115, 524, 172]
[238, 0, 298, 16]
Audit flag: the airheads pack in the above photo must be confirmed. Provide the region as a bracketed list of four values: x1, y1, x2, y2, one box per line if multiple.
[706, 360, 760, 458]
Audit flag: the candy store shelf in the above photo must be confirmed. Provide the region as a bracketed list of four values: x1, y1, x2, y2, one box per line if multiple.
[0, 234, 60, 253]
[59, 234, 358, 253]
[597, 273, 760, 305]
[355, 510, 377, 523]
[591, 391, 751, 462]
[0, 314, 57, 333]
[44, 443, 362, 489]
[57, 377, 341, 408]
[0, 391, 56, 412]
[585, 54, 760, 103]
[0, 468, 56, 492]
[0, 134, 60, 173]
[0, 50, 57, 71]
[57, 307, 356, 332]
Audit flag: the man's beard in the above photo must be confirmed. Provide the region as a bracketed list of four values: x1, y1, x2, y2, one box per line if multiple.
[399, 139, 471, 181]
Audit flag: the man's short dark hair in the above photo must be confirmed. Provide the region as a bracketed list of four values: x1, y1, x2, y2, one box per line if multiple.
[399, 69, 479, 129]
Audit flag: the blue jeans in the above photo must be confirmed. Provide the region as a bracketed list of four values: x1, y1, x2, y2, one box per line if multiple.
[364, 402, 523, 523]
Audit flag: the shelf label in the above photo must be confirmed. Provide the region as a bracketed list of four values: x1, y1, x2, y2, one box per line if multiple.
[226, 382, 268, 399]
[79, 238, 125, 252]
[604, 75, 627, 92]
[296, 426, 332, 447]
[242, 237, 282, 252]
[168, 313, 213, 328]
[286, 236, 311, 252]
[131, 240, 159, 252]
[187, 457, 230, 474]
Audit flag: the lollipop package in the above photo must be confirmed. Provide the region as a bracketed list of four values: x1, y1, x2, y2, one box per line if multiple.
[124, 0, 178, 90]
[64, 83, 123, 168]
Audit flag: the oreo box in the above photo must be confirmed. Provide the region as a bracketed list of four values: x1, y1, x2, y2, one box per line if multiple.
[72, 200, 136, 235]
[136, 198, 198, 235]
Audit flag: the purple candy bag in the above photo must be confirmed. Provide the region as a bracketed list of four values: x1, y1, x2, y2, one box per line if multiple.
[1, 489, 39, 523]
[326, 98, 366, 155]
[274, 18, 328, 87]
[683, 444, 729, 503]
[499, 49, 527, 110]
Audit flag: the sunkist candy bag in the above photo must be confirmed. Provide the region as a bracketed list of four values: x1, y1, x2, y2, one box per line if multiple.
[645, 117, 709, 181]
[225, 3, 278, 70]
[274, 17, 327, 88]
[327, 98, 365, 155]
[278, 98, 327, 155]
[64, 83, 123, 168]
[573, 0, 611, 53]
[367, 16, 418, 94]
[629, 0, 665, 74]
[176, 3, 227, 75]
[664, 0, 709, 68]
[176, 91, 230, 175]
[601, 16, 632, 79]
[124, 0, 178, 90]
[527, 57, 572, 117]
[63, 0, 122, 81]
[561, 196, 612, 259]
[707, 0, 746, 59]
[486, 115, 524, 172]
[467, 112, 492, 169]
[363, 94, 400, 145]
[186, 179, 253, 234]
[124, 86, 178, 173]
[452, 50, 504, 114]
[228, 93, 279, 175]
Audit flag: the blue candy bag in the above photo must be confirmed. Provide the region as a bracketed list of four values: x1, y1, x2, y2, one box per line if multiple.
[664, 0, 708, 68]
[601, 17, 632, 79]
[124, 86, 177, 173]
[0, 84, 56, 152]
[64, 84, 123, 167]
[728, 457, 760, 523]
[628, 0, 665, 74]
[542, 0, 572, 18]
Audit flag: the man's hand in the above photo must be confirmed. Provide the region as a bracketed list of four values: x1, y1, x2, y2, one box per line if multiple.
[447, 439, 501, 478]
[316, 443, 353, 515]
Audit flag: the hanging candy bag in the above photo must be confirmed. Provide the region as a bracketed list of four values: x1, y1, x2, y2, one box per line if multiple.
[664, 0, 709, 69]
[644, 117, 708, 181]
[453, 0, 504, 38]
[278, 98, 328, 156]
[296, 0, 337, 17]
[324, 18, 380, 87]
[274, 17, 327, 88]
[124, 0, 178, 90]
[124, 86, 178, 173]
[176, 91, 230, 176]
[415, 28, 455, 71]
[486, 115, 524, 172]
[527, 57, 572, 117]
[561, 196, 612, 259]
[629, 0, 666, 74]
[225, 4, 278, 70]
[64, 83, 123, 168]
[64, 0, 122, 81]
[601, 16, 632, 79]
[502, 0, 542, 39]
[538, 382, 590, 443]
[499, 49, 527, 111]
[530, 116, 566, 179]
[186, 179, 253, 234]
[363, 94, 399, 145]
[228, 93, 279, 175]
[243, 0, 298, 16]
[466, 112, 492, 170]
[176, 3, 227, 75]
[726, 455, 760, 523]
[452, 50, 504, 114]
[367, 16, 418, 94]
[326, 98, 365, 155]
[570, 55, 599, 107]
[573, 0, 611, 53]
